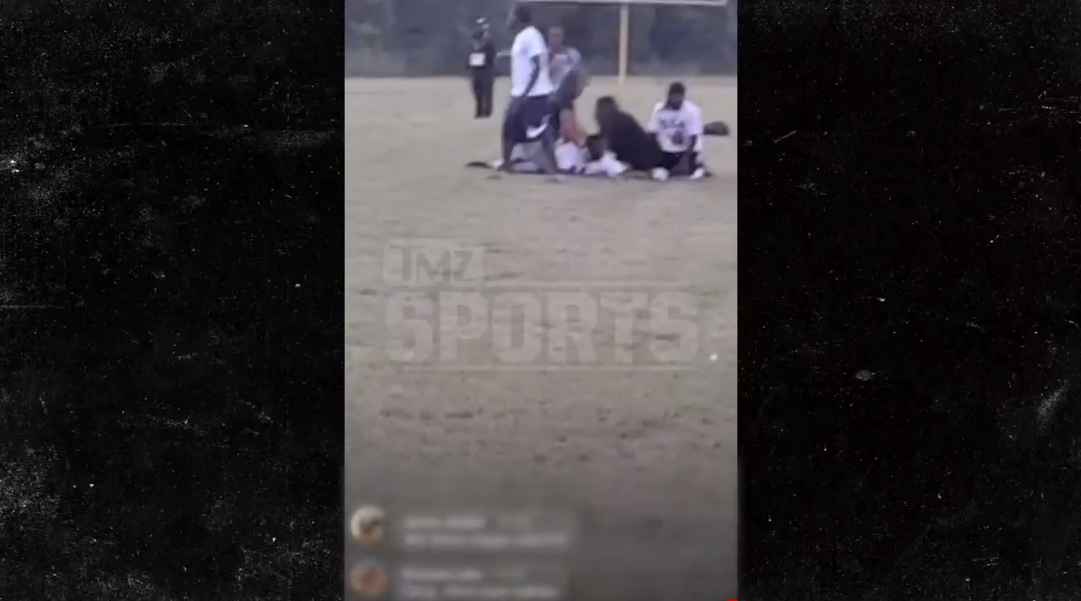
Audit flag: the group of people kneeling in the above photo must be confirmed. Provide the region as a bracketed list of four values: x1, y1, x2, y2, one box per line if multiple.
[483, 6, 710, 181]
[499, 81, 709, 181]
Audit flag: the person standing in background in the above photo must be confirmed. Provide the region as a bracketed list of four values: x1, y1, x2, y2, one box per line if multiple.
[468, 18, 497, 118]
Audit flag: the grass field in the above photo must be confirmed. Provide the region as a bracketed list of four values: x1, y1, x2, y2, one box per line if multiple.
[345, 76, 736, 600]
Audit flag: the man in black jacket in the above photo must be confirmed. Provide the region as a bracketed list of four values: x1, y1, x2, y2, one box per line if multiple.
[468, 18, 497, 118]
[593, 96, 662, 173]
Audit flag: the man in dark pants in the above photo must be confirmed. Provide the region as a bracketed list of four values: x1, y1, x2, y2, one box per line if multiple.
[493, 4, 559, 180]
[647, 81, 707, 179]
[468, 19, 496, 118]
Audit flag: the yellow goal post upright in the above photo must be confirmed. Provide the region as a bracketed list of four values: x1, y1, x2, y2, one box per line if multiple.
[521, 0, 729, 86]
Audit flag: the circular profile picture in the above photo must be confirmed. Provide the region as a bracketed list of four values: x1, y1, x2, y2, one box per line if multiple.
[350, 559, 390, 598]
[350, 505, 386, 547]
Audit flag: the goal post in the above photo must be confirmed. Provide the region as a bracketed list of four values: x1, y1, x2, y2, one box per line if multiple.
[522, 0, 729, 85]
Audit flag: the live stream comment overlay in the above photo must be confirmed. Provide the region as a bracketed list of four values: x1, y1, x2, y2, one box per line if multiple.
[348, 508, 577, 601]
[350, 239, 704, 370]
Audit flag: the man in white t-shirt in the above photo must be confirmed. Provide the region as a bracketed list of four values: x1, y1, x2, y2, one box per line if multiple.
[646, 81, 707, 180]
[494, 4, 559, 179]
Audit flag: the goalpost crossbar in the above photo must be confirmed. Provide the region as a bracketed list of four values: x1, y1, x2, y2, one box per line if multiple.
[522, 0, 728, 84]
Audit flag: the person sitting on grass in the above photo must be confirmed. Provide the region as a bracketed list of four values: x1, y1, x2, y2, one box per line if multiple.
[646, 81, 707, 180]
[492, 134, 624, 178]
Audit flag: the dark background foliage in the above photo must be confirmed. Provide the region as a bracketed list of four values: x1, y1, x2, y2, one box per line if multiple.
[345, 0, 737, 76]
[741, 1, 1081, 599]
[1, 1, 341, 598]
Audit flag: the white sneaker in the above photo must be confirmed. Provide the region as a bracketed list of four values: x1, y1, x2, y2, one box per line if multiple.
[651, 167, 669, 181]
[690, 167, 706, 180]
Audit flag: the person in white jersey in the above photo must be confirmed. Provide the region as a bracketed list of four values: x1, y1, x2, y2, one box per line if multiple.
[647, 81, 707, 180]
[494, 4, 559, 179]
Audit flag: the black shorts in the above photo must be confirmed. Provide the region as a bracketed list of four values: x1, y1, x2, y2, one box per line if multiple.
[503, 95, 553, 144]
[659, 150, 701, 173]
[550, 97, 574, 138]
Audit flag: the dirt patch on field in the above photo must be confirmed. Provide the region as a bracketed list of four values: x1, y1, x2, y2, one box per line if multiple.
[346, 77, 736, 600]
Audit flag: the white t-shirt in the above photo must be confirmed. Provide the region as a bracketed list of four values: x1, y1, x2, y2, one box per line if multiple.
[648, 100, 705, 153]
[510, 26, 554, 98]
[554, 141, 582, 172]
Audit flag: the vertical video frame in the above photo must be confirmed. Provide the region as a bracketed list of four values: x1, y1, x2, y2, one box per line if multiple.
[346, 0, 737, 599]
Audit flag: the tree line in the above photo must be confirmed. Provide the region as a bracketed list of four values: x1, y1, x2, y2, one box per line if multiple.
[346, 0, 737, 77]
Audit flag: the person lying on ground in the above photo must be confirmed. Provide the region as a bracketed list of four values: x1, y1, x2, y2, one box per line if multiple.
[594, 96, 663, 173]
[489, 134, 625, 177]
[647, 81, 707, 180]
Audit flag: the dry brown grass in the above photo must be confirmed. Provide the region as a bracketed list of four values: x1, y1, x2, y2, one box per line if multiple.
[346, 76, 736, 600]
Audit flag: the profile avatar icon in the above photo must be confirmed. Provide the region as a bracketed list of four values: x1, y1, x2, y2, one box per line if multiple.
[350, 559, 390, 598]
[350, 505, 386, 547]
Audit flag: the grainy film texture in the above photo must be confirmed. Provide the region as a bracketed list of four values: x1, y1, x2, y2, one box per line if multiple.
[345, 1, 736, 599]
